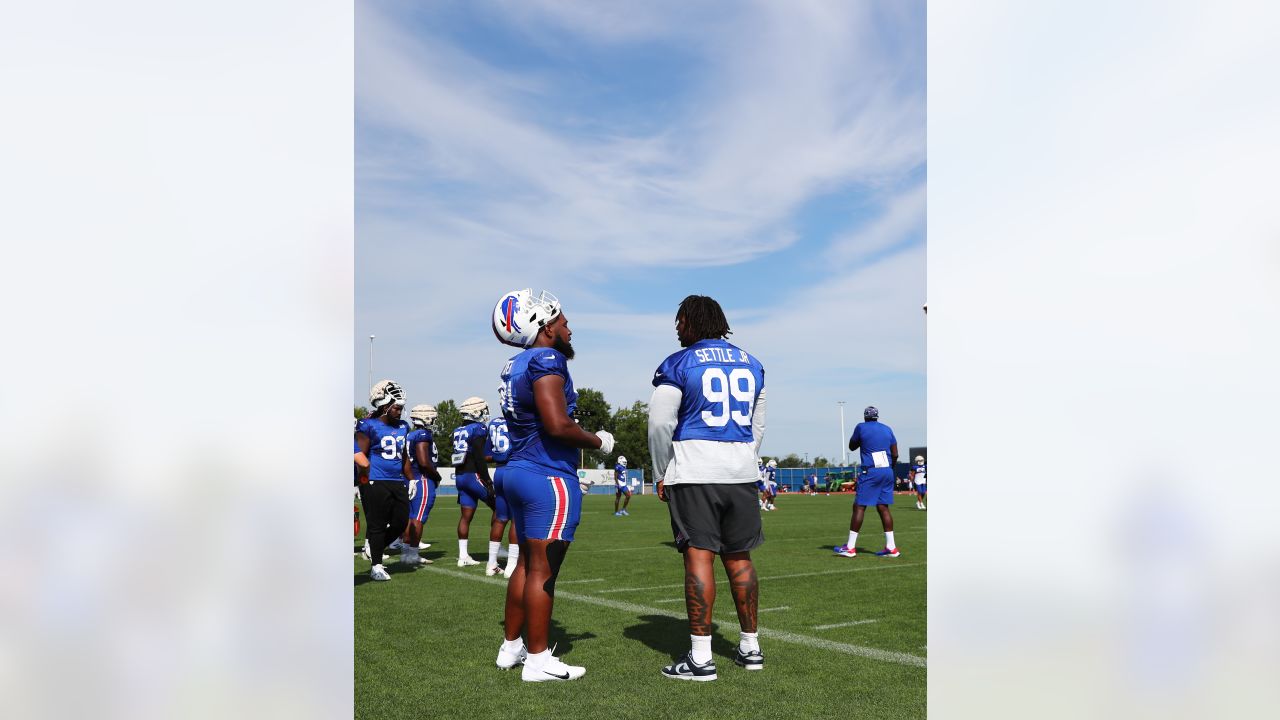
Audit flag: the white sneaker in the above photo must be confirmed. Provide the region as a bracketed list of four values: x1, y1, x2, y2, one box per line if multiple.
[418, 542, 432, 550]
[370, 564, 391, 581]
[503, 563, 517, 579]
[457, 556, 481, 567]
[387, 538, 407, 552]
[522, 654, 585, 682]
[485, 562, 502, 576]
[496, 641, 527, 669]
[401, 551, 425, 566]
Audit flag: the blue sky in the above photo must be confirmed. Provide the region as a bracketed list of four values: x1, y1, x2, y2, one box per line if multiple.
[356, 0, 926, 464]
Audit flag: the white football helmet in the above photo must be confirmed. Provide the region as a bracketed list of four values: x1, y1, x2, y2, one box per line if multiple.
[409, 404, 438, 430]
[767, 459, 777, 468]
[460, 396, 489, 424]
[369, 380, 405, 409]
[618, 456, 627, 466]
[915, 455, 925, 464]
[492, 288, 563, 348]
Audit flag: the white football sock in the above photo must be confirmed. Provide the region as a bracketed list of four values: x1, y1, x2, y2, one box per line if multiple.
[488, 540, 500, 564]
[506, 544, 520, 567]
[885, 531, 896, 549]
[847, 531, 858, 548]
[690, 635, 712, 665]
[740, 631, 760, 653]
[458, 539, 469, 558]
[526, 649, 551, 668]
[501, 637, 524, 653]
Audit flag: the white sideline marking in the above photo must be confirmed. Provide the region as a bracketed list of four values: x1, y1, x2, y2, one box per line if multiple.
[654, 598, 685, 604]
[813, 619, 879, 630]
[558, 578, 604, 585]
[597, 562, 925, 594]
[424, 566, 926, 668]
[759, 606, 790, 613]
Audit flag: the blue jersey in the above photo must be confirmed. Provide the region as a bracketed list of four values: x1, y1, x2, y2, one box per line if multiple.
[849, 421, 897, 470]
[450, 421, 489, 473]
[485, 417, 512, 464]
[407, 428, 438, 477]
[499, 347, 578, 477]
[615, 464, 627, 485]
[912, 463, 927, 483]
[652, 338, 765, 443]
[357, 417, 410, 482]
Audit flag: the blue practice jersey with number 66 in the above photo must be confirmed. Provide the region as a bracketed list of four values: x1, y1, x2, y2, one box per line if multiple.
[652, 339, 765, 443]
[485, 416, 512, 464]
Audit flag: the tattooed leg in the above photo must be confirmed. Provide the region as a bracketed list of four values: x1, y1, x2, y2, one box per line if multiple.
[683, 547, 717, 635]
[722, 552, 758, 633]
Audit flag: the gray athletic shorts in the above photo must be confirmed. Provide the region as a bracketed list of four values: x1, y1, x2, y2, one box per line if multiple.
[667, 482, 764, 554]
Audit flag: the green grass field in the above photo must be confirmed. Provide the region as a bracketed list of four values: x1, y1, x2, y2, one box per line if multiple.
[355, 492, 926, 720]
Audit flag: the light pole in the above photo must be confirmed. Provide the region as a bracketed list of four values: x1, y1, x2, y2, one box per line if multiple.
[837, 401, 847, 467]
[368, 335, 375, 392]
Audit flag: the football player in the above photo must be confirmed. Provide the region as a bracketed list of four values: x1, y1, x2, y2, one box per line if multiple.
[451, 396, 495, 567]
[613, 455, 631, 516]
[491, 288, 614, 682]
[355, 380, 414, 581]
[395, 404, 442, 566]
[649, 295, 767, 681]
[910, 454, 927, 510]
[833, 406, 901, 559]
[763, 459, 779, 511]
[485, 411, 519, 577]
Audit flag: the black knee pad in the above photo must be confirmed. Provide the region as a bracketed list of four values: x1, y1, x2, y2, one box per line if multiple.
[542, 540, 570, 595]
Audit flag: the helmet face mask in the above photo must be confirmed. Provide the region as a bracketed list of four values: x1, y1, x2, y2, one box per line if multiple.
[409, 404, 439, 431]
[492, 288, 563, 348]
[460, 396, 490, 424]
[767, 459, 777, 468]
[370, 380, 406, 410]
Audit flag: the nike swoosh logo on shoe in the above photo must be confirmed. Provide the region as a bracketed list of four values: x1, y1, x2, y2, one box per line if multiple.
[543, 670, 570, 679]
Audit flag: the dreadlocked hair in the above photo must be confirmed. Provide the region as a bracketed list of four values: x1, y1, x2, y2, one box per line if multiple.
[677, 295, 732, 341]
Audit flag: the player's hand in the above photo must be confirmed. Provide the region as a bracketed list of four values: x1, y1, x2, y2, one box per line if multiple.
[656, 478, 667, 502]
[595, 430, 615, 455]
[407, 479, 417, 501]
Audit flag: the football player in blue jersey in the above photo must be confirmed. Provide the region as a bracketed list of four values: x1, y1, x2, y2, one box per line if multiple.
[354, 380, 415, 581]
[833, 406, 901, 558]
[763, 459, 779, 511]
[910, 454, 927, 510]
[491, 288, 614, 682]
[484, 412, 519, 577]
[649, 295, 768, 681]
[451, 396, 495, 567]
[394, 404, 442, 566]
[613, 455, 631, 516]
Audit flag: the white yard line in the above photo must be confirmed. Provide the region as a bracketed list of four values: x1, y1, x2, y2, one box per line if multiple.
[597, 562, 925, 594]
[759, 606, 791, 613]
[557, 578, 605, 585]
[813, 619, 879, 630]
[424, 566, 925, 668]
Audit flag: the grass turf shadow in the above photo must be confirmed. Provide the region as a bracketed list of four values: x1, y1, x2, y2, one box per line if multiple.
[622, 614, 736, 661]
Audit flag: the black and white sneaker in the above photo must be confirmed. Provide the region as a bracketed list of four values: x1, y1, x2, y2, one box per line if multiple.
[661, 652, 718, 681]
[734, 647, 764, 670]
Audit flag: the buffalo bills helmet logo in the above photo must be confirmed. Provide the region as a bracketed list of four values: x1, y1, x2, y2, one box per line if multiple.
[499, 295, 522, 334]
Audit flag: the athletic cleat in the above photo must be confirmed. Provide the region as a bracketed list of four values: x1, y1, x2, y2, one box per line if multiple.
[875, 547, 901, 558]
[400, 551, 425, 566]
[620, 509, 629, 516]
[496, 641, 527, 670]
[833, 544, 857, 558]
[521, 655, 586, 682]
[661, 652, 717, 681]
[485, 562, 502, 576]
[386, 538, 407, 552]
[734, 647, 765, 671]
[614, 511, 622, 516]
[457, 556, 481, 567]
[418, 542, 432, 550]
[362, 540, 372, 561]
[503, 563, 516, 579]
[369, 564, 391, 581]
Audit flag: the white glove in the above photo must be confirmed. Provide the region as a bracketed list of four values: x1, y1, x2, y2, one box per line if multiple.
[595, 430, 615, 455]
[407, 479, 417, 501]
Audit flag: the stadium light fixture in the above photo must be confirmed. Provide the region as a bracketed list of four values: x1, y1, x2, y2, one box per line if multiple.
[837, 401, 847, 466]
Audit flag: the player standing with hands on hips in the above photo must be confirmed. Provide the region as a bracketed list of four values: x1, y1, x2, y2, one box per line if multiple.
[833, 406, 901, 558]
[649, 295, 767, 681]
[490, 288, 614, 682]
